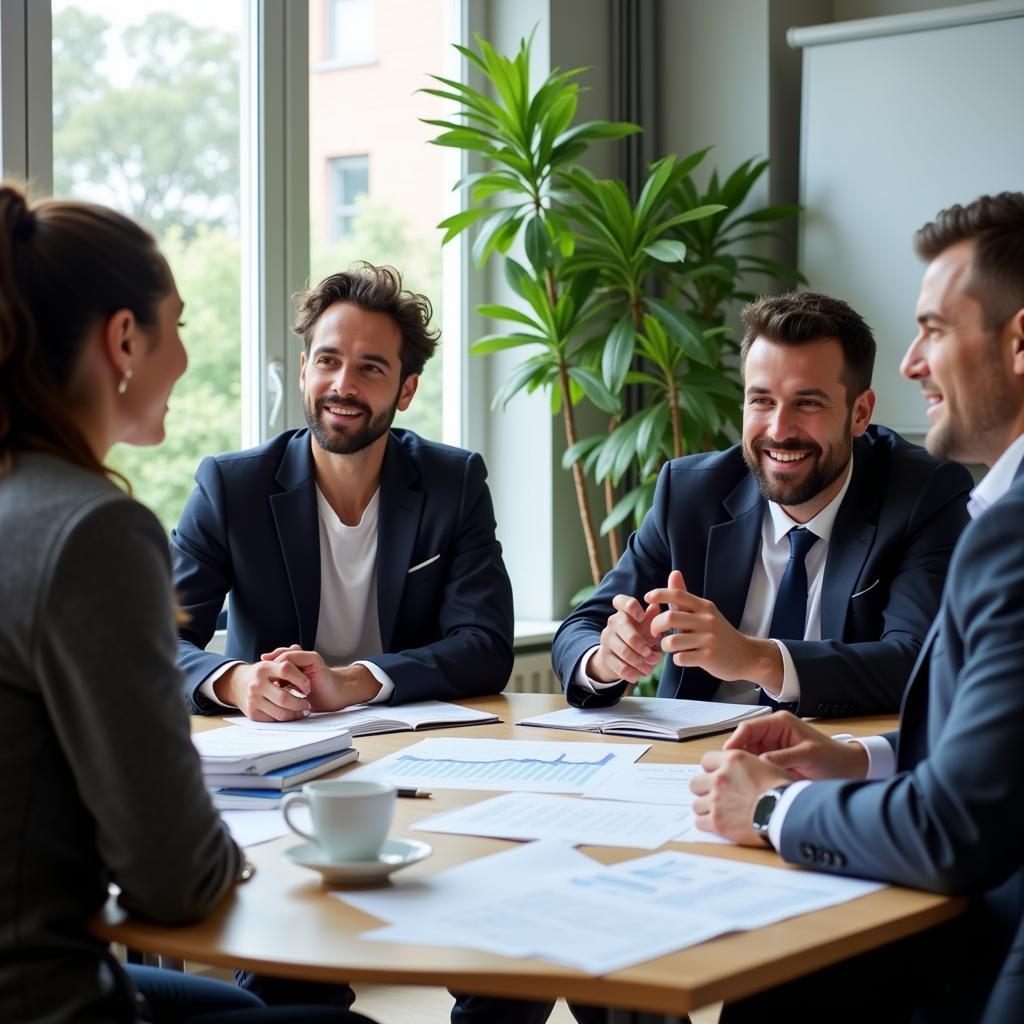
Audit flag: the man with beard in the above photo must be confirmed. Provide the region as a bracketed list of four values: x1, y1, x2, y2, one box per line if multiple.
[552, 291, 973, 716]
[690, 191, 1024, 1024]
[172, 263, 514, 720]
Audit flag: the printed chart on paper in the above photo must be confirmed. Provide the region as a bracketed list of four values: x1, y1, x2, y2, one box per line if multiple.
[347, 737, 649, 793]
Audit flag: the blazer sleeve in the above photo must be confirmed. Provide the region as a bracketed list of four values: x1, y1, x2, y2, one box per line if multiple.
[38, 498, 241, 923]
[777, 496, 1024, 895]
[170, 456, 237, 711]
[551, 460, 676, 708]
[366, 452, 514, 702]
[786, 458, 972, 716]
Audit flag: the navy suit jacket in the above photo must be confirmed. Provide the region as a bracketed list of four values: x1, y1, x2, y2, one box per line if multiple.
[172, 428, 514, 712]
[779, 466, 1024, 1022]
[552, 426, 972, 716]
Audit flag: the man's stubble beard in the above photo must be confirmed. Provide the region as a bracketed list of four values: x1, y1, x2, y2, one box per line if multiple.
[742, 425, 853, 507]
[304, 391, 402, 456]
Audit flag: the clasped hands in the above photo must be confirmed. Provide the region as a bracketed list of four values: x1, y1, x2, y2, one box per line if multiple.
[213, 647, 382, 722]
[588, 569, 783, 688]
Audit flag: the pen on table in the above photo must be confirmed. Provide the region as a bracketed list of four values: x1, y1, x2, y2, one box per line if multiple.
[396, 788, 432, 799]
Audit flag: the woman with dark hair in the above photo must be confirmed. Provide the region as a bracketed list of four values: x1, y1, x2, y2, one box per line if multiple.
[0, 182, 374, 1024]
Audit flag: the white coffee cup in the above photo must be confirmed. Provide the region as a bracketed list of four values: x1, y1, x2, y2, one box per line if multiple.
[281, 779, 396, 862]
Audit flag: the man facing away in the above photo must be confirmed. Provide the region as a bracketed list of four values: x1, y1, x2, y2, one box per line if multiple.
[694, 192, 1024, 1023]
[172, 262, 514, 719]
[553, 291, 973, 717]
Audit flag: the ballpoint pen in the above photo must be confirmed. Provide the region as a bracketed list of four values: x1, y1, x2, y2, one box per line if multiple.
[396, 788, 432, 799]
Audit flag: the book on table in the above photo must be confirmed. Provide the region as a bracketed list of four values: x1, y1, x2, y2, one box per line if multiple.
[193, 725, 354, 776]
[517, 696, 771, 741]
[219, 700, 500, 737]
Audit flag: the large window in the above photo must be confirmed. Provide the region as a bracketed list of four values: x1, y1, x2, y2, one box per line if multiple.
[51, 0, 243, 532]
[309, 0, 450, 442]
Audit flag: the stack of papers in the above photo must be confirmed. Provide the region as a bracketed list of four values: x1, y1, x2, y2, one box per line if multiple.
[193, 727, 356, 810]
[338, 841, 885, 975]
[518, 696, 770, 741]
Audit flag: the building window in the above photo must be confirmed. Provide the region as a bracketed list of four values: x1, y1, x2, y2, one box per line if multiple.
[326, 0, 374, 66]
[328, 154, 369, 241]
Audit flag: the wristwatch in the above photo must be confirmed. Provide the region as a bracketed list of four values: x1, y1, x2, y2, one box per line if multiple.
[752, 785, 791, 848]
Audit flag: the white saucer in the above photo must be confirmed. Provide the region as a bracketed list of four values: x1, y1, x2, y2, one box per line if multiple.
[285, 838, 432, 887]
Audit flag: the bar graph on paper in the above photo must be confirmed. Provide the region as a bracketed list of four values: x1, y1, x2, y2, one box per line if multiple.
[348, 737, 649, 793]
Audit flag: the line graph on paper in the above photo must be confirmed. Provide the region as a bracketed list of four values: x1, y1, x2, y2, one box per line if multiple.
[347, 737, 649, 793]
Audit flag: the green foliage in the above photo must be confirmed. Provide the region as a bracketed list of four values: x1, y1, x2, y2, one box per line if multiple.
[425, 32, 799, 588]
[108, 227, 242, 532]
[52, 7, 240, 237]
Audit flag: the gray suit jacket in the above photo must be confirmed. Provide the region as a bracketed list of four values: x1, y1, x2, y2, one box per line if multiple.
[780, 468, 1024, 1022]
[0, 453, 240, 1023]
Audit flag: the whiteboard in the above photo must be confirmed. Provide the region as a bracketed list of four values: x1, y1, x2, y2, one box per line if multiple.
[794, 6, 1024, 434]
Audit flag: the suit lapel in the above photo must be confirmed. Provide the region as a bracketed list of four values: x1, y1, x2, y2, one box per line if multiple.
[705, 474, 763, 628]
[820, 444, 877, 639]
[270, 432, 321, 649]
[376, 434, 424, 651]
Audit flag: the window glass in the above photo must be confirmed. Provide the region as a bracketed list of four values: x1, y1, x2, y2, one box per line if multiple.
[326, 0, 375, 66]
[309, 0, 449, 442]
[329, 154, 369, 241]
[51, 0, 243, 532]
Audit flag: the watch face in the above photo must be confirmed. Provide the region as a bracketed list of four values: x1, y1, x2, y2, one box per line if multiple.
[753, 787, 784, 837]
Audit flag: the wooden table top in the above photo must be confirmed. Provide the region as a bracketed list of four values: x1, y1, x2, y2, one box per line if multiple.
[92, 693, 961, 1015]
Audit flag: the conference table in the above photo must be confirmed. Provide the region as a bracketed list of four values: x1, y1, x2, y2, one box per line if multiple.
[92, 693, 963, 1022]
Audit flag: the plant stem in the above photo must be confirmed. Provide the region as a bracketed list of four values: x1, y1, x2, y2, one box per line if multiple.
[665, 364, 683, 458]
[545, 266, 603, 585]
[604, 415, 621, 565]
[558, 360, 604, 585]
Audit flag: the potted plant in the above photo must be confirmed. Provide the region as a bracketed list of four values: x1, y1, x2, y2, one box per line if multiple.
[424, 32, 802, 597]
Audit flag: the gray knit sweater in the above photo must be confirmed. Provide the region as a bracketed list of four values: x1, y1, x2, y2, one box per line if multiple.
[0, 452, 241, 1023]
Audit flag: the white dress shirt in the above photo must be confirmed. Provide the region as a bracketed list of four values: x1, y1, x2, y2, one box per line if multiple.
[769, 432, 1024, 848]
[577, 460, 854, 704]
[199, 486, 394, 706]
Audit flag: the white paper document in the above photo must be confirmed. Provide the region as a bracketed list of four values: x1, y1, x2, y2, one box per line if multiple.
[221, 700, 496, 734]
[336, 840, 599, 957]
[412, 792, 696, 849]
[346, 737, 648, 793]
[580, 761, 701, 805]
[362, 847, 885, 975]
[220, 805, 310, 848]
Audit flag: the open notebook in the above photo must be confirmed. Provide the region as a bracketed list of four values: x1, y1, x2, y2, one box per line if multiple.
[221, 700, 499, 736]
[517, 697, 769, 741]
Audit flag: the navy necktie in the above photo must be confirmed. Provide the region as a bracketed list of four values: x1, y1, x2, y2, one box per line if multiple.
[762, 526, 819, 708]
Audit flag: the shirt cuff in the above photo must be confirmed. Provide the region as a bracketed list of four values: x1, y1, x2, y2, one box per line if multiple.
[849, 734, 897, 779]
[199, 661, 244, 708]
[761, 640, 800, 703]
[354, 661, 393, 703]
[767, 779, 813, 851]
[572, 646, 625, 693]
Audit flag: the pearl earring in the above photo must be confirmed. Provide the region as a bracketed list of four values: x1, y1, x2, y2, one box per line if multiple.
[117, 367, 133, 395]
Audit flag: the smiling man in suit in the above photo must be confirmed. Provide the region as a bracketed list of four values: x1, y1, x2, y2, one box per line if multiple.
[693, 192, 1024, 1022]
[553, 291, 973, 717]
[172, 263, 514, 720]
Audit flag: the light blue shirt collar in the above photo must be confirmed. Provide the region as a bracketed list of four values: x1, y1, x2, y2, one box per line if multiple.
[967, 431, 1024, 519]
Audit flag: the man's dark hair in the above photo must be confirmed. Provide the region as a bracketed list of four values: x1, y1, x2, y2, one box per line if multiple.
[293, 262, 439, 377]
[914, 192, 1024, 331]
[740, 291, 876, 400]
